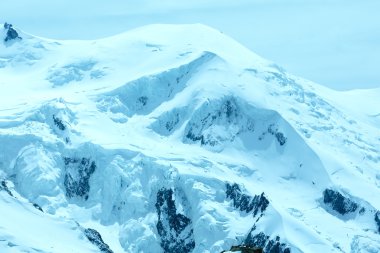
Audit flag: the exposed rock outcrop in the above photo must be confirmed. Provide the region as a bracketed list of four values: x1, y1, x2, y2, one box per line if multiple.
[221, 245, 263, 253]
[155, 188, 195, 253]
[185, 97, 255, 147]
[226, 183, 269, 217]
[3, 22, 22, 42]
[0, 180, 13, 196]
[245, 232, 290, 253]
[33, 203, 43, 212]
[53, 115, 66, 131]
[84, 228, 113, 253]
[375, 211, 380, 233]
[267, 124, 287, 146]
[323, 189, 358, 215]
[63, 157, 96, 200]
[225, 183, 290, 252]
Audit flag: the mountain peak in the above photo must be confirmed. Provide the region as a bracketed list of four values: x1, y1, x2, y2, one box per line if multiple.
[0, 23, 379, 253]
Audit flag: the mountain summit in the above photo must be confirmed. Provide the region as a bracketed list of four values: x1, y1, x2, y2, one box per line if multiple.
[0, 24, 379, 253]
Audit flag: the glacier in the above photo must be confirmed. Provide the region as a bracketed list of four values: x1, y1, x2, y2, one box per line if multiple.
[0, 23, 380, 253]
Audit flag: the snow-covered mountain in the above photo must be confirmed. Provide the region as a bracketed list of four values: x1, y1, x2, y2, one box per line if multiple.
[0, 23, 379, 253]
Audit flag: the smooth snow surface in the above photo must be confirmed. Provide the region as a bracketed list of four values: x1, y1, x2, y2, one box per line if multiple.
[0, 24, 379, 253]
[2, 0, 380, 90]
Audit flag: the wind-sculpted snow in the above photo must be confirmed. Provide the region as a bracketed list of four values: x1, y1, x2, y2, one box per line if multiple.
[47, 60, 106, 87]
[13, 144, 62, 204]
[0, 188, 101, 252]
[0, 24, 380, 253]
[150, 106, 189, 136]
[351, 236, 380, 253]
[179, 95, 331, 193]
[31, 99, 77, 143]
[97, 52, 215, 117]
[183, 96, 287, 151]
[98, 52, 214, 116]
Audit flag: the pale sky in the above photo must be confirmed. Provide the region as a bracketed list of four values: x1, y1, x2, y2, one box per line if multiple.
[1, 0, 379, 90]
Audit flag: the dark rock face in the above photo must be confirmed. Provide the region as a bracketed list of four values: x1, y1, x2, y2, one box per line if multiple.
[275, 132, 287, 146]
[165, 113, 180, 133]
[375, 211, 380, 233]
[53, 115, 66, 131]
[323, 189, 358, 215]
[63, 157, 96, 200]
[138, 96, 148, 106]
[33, 203, 43, 212]
[151, 107, 188, 136]
[84, 228, 113, 253]
[185, 97, 254, 147]
[4, 23, 11, 29]
[0, 181, 13, 196]
[155, 188, 195, 253]
[222, 245, 263, 253]
[3, 23, 21, 42]
[267, 124, 287, 146]
[225, 183, 290, 252]
[245, 232, 290, 253]
[226, 183, 269, 217]
[185, 130, 206, 145]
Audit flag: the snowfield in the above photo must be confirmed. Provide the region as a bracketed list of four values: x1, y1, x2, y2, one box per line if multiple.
[0, 23, 379, 253]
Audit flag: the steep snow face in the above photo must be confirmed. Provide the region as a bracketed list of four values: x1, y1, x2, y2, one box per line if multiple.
[0, 23, 380, 253]
[97, 52, 216, 118]
[0, 187, 100, 253]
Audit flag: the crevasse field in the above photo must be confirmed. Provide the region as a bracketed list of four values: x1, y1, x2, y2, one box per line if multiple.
[0, 23, 380, 253]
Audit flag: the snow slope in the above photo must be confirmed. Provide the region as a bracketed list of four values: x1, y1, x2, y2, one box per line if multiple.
[0, 23, 379, 253]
